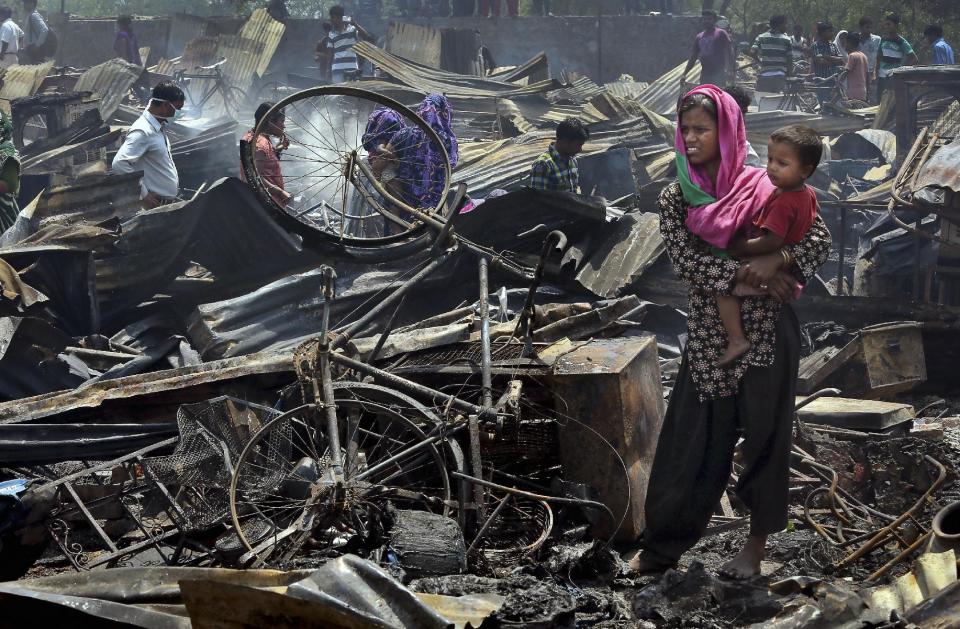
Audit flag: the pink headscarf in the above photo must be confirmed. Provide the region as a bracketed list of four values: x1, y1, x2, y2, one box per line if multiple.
[678, 84, 776, 250]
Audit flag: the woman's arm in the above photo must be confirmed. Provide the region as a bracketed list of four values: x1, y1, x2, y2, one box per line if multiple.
[738, 215, 832, 299]
[658, 183, 739, 295]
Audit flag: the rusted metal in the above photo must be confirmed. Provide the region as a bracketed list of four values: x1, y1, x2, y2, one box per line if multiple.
[836, 455, 948, 572]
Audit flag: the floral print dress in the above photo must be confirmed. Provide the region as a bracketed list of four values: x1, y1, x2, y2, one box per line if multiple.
[658, 182, 832, 401]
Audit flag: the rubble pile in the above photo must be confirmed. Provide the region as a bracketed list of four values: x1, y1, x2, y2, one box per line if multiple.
[0, 8, 957, 628]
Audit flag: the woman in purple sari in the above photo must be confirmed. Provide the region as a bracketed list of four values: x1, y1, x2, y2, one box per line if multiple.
[387, 93, 459, 211]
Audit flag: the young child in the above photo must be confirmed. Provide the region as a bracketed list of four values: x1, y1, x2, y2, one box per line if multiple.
[715, 124, 822, 367]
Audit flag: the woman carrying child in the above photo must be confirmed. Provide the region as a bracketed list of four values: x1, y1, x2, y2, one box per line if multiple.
[629, 85, 831, 579]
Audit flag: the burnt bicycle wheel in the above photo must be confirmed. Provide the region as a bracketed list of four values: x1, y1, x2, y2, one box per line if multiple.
[241, 86, 451, 263]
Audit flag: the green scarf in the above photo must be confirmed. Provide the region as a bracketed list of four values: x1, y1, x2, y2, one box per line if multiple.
[675, 152, 716, 207]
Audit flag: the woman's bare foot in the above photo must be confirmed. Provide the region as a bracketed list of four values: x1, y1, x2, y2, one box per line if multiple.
[716, 338, 751, 367]
[719, 534, 766, 580]
[627, 552, 674, 575]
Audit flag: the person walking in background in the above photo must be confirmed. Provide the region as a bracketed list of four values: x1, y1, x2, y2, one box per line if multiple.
[750, 15, 792, 93]
[842, 32, 869, 104]
[876, 13, 918, 98]
[530, 118, 589, 194]
[20, 0, 48, 63]
[113, 15, 141, 66]
[0, 7, 23, 69]
[680, 10, 733, 88]
[328, 4, 370, 83]
[924, 24, 955, 65]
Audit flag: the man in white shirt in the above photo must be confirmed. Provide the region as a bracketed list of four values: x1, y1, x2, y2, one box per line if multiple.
[112, 82, 184, 209]
[0, 7, 23, 69]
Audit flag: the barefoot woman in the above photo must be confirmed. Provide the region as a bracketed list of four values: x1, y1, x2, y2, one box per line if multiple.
[631, 86, 831, 579]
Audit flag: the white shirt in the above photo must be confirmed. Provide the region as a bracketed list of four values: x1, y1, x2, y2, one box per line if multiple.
[111, 111, 179, 199]
[0, 19, 23, 54]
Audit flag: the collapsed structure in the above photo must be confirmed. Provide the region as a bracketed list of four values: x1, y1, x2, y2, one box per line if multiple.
[0, 8, 958, 628]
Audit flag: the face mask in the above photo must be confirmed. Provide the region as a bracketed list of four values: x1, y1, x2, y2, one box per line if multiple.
[151, 98, 184, 122]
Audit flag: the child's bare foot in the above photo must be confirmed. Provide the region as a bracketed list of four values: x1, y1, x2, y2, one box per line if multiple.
[716, 338, 751, 367]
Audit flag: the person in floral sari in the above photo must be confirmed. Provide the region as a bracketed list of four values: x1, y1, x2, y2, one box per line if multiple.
[629, 87, 832, 579]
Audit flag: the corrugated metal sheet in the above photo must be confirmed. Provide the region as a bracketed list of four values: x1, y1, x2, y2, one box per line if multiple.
[931, 100, 960, 139]
[354, 42, 556, 98]
[138, 46, 151, 68]
[914, 141, 960, 193]
[548, 76, 605, 103]
[386, 22, 443, 69]
[488, 53, 550, 84]
[632, 61, 700, 116]
[745, 110, 869, 144]
[74, 58, 144, 123]
[220, 8, 285, 87]
[34, 172, 144, 229]
[574, 211, 665, 298]
[604, 81, 650, 101]
[0, 61, 54, 112]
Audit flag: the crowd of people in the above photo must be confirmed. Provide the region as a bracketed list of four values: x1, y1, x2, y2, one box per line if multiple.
[680, 10, 955, 105]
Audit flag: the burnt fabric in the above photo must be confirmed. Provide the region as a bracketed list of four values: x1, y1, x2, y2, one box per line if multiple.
[638, 305, 800, 567]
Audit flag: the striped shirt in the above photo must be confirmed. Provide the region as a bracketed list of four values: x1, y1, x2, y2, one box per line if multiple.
[878, 35, 914, 78]
[753, 30, 793, 76]
[330, 23, 360, 73]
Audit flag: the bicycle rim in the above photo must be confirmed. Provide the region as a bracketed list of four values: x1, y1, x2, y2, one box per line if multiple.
[241, 87, 450, 259]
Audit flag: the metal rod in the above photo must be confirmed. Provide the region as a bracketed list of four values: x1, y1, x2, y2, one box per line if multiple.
[836, 455, 947, 569]
[467, 494, 512, 555]
[514, 231, 567, 355]
[334, 252, 452, 346]
[368, 294, 406, 363]
[318, 267, 344, 481]
[451, 471, 617, 540]
[837, 206, 847, 295]
[355, 428, 462, 482]
[479, 257, 493, 410]
[329, 352, 495, 421]
[866, 531, 931, 583]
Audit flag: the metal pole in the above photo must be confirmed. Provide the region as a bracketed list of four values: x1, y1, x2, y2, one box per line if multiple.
[479, 257, 493, 410]
[318, 267, 344, 483]
[837, 206, 847, 295]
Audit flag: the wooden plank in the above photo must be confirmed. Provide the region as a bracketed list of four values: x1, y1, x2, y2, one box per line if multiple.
[796, 396, 915, 431]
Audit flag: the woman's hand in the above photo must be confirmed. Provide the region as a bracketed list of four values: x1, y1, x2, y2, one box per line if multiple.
[766, 271, 799, 303]
[736, 251, 784, 288]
